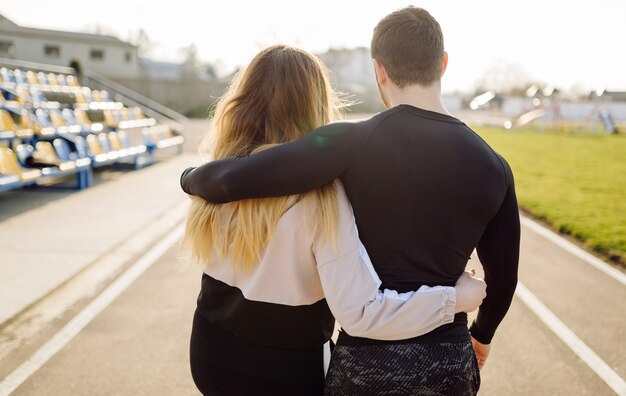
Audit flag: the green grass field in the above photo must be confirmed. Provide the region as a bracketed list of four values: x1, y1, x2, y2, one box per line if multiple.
[474, 128, 626, 262]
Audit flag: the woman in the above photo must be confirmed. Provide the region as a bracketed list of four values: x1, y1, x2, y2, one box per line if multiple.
[183, 45, 482, 395]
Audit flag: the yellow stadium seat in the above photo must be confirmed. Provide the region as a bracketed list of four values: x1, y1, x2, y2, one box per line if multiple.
[66, 75, 80, 87]
[120, 107, 130, 121]
[0, 110, 17, 132]
[16, 110, 35, 138]
[163, 125, 174, 138]
[91, 90, 102, 102]
[18, 109, 32, 129]
[74, 109, 91, 125]
[34, 141, 57, 162]
[133, 107, 145, 119]
[34, 141, 76, 172]
[15, 85, 32, 105]
[49, 110, 66, 128]
[47, 73, 59, 86]
[87, 133, 119, 164]
[103, 109, 118, 128]
[17, 109, 47, 137]
[25, 70, 39, 85]
[74, 92, 87, 104]
[108, 132, 123, 151]
[0, 147, 42, 181]
[108, 131, 132, 158]
[152, 125, 174, 139]
[86, 134, 105, 155]
[100, 90, 111, 102]
[150, 127, 161, 143]
[36, 72, 48, 85]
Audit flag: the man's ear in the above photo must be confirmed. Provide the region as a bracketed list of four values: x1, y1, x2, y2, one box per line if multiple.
[373, 59, 388, 86]
[441, 51, 448, 77]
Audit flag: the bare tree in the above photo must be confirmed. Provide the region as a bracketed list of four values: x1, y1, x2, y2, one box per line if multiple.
[474, 62, 538, 94]
[179, 44, 200, 80]
[129, 28, 157, 58]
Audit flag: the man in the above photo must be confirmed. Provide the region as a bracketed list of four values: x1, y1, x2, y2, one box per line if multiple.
[181, 6, 520, 395]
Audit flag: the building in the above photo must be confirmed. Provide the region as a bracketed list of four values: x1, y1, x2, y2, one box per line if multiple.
[140, 59, 184, 81]
[319, 47, 377, 94]
[0, 14, 139, 79]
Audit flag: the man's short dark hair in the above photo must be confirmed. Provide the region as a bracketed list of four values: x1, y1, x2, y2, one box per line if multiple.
[371, 6, 444, 88]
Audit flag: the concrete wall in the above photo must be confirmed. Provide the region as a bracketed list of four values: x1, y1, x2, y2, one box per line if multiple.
[111, 78, 228, 115]
[559, 102, 626, 121]
[502, 97, 626, 120]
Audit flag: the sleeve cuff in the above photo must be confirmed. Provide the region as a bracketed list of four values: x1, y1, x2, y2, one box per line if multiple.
[180, 167, 196, 194]
[442, 287, 457, 324]
[469, 321, 493, 344]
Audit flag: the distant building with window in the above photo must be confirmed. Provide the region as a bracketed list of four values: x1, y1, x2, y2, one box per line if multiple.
[0, 14, 139, 79]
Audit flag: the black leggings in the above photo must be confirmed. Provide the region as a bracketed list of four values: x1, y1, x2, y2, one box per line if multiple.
[189, 309, 325, 396]
[324, 340, 481, 396]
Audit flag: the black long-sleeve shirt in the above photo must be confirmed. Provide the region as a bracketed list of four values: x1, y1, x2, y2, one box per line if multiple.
[181, 104, 520, 344]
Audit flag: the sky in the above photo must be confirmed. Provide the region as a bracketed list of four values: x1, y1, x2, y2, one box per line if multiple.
[1, 0, 625, 93]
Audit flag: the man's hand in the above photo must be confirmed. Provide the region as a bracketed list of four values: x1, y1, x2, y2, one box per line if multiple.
[454, 269, 486, 313]
[471, 336, 491, 369]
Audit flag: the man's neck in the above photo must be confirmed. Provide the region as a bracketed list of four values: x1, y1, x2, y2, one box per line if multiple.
[386, 82, 451, 116]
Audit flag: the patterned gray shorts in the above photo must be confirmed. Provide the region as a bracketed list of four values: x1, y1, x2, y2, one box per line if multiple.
[324, 340, 480, 396]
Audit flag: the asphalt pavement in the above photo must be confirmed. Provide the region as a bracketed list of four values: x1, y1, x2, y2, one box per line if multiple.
[6, 220, 623, 395]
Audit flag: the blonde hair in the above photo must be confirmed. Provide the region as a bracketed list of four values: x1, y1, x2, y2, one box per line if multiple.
[183, 45, 342, 272]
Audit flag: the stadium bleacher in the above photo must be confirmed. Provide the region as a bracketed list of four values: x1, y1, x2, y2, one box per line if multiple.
[0, 62, 184, 193]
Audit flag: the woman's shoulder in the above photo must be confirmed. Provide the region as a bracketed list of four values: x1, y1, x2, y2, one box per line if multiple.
[298, 179, 351, 212]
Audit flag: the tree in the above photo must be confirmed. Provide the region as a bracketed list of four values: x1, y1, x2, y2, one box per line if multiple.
[474, 62, 537, 95]
[130, 28, 156, 58]
[179, 44, 200, 80]
[178, 44, 198, 66]
[203, 63, 218, 80]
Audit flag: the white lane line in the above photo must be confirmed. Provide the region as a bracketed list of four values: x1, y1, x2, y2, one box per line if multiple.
[516, 282, 626, 395]
[520, 216, 626, 286]
[0, 224, 185, 396]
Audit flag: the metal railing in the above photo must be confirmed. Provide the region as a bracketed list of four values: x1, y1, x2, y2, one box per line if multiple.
[82, 70, 188, 130]
[0, 57, 75, 75]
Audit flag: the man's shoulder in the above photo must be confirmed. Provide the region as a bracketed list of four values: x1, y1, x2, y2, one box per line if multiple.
[326, 106, 405, 132]
[306, 111, 396, 142]
[460, 126, 513, 171]
[457, 127, 515, 190]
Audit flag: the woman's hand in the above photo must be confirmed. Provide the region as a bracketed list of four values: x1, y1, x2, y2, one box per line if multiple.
[454, 269, 487, 313]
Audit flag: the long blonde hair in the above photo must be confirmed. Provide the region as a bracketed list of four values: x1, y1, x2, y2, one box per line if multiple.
[183, 45, 342, 272]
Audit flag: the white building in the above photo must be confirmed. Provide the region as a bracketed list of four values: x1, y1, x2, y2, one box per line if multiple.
[0, 14, 139, 79]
